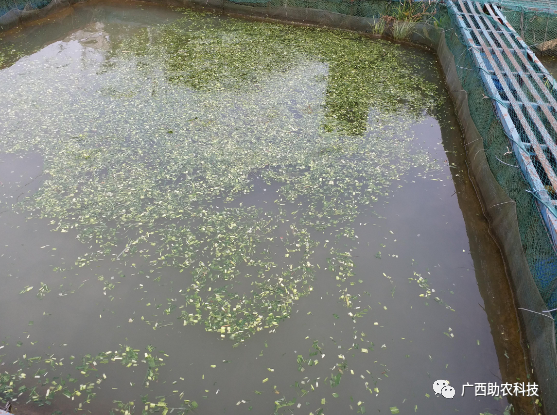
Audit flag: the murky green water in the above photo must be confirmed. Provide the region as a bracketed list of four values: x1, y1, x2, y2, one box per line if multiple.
[0, 2, 539, 414]
[539, 54, 557, 80]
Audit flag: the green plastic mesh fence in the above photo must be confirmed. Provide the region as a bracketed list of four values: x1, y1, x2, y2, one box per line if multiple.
[503, 7, 557, 55]
[473, 0, 557, 14]
[438, 3, 557, 407]
[442, 0, 557, 323]
[0, 0, 50, 17]
[462, 0, 557, 56]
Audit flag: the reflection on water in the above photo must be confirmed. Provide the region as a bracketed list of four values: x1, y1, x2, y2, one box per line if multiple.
[0, 2, 537, 414]
[63, 22, 110, 50]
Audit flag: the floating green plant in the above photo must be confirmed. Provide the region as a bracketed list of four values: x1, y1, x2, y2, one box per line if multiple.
[0, 9, 441, 345]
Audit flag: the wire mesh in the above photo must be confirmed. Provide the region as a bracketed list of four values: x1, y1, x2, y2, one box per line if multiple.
[0, 0, 50, 18]
[444, 0, 557, 328]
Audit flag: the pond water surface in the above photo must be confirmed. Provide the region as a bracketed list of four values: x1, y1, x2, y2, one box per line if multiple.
[0, 2, 540, 414]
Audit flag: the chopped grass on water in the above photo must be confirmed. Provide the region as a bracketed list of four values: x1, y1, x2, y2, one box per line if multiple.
[1, 9, 441, 343]
[0, 6, 497, 415]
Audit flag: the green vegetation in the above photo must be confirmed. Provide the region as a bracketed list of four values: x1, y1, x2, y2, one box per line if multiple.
[0, 6, 461, 414]
[1, 9, 440, 344]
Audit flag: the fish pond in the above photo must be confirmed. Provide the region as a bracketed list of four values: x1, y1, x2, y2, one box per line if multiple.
[0, 2, 540, 414]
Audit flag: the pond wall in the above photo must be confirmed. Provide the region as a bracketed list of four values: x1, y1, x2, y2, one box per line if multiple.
[1, 0, 556, 411]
